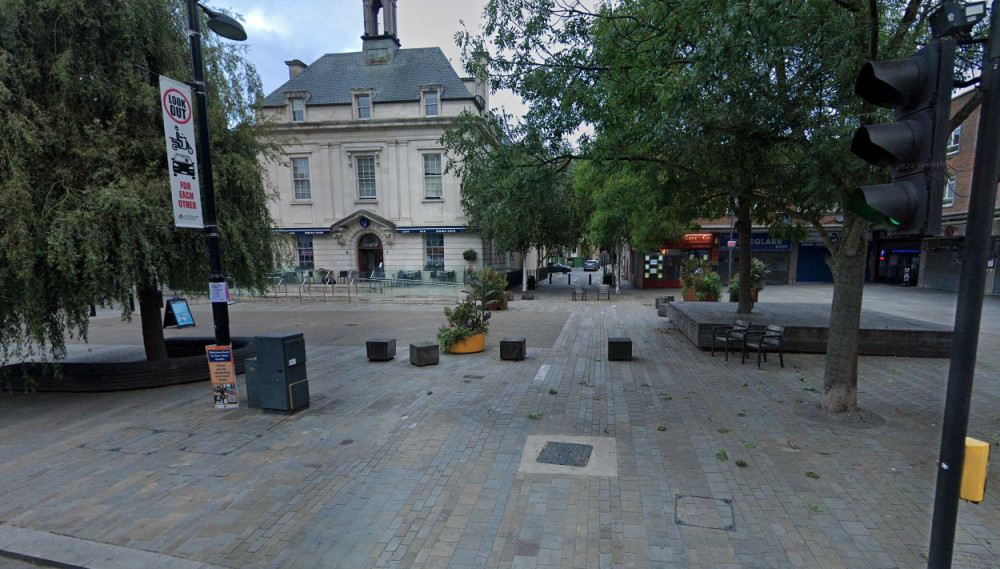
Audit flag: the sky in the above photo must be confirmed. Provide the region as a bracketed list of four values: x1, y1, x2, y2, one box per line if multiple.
[215, 0, 527, 116]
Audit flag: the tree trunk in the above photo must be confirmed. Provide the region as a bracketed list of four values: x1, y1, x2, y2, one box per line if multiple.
[736, 195, 753, 314]
[522, 249, 528, 293]
[615, 242, 621, 295]
[821, 216, 868, 413]
[138, 283, 168, 361]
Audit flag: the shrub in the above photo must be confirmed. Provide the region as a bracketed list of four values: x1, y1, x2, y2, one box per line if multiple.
[437, 298, 490, 352]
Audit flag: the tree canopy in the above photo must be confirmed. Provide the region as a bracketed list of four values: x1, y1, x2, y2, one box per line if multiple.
[442, 110, 588, 278]
[459, 0, 984, 411]
[0, 0, 283, 363]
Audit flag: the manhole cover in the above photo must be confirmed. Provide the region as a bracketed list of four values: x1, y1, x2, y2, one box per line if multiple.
[537, 441, 593, 467]
[675, 495, 735, 531]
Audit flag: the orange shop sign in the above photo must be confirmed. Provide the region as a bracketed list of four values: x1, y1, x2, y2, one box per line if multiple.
[664, 234, 714, 249]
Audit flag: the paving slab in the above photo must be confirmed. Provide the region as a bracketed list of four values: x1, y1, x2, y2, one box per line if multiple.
[0, 279, 997, 568]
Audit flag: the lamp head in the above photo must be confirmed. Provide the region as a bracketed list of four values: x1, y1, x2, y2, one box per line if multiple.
[199, 4, 248, 41]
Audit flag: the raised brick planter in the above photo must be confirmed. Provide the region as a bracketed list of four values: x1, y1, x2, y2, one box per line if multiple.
[608, 337, 632, 361]
[366, 338, 396, 362]
[409, 342, 439, 366]
[500, 338, 526, 361]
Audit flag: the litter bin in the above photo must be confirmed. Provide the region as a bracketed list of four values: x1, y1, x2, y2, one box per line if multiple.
[244, 357, 261, 409]
[527, 275, 536, 290]
[254, 333, 309, 413]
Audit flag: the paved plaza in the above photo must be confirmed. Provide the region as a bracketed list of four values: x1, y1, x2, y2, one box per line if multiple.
[1, 279, 998, 568]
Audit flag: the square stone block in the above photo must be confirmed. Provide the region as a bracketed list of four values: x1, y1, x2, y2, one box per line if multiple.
[658, 304, 669, 317]
[500, 337, 526, 361]
[409, 342, 439, 366]
[608, 337, 632, 361]
[655, 295, 675, 308]
[366, 338, 396, 361]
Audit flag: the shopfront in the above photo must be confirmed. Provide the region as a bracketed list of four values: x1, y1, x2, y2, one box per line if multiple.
[873, 239, 922, 285]
[640, 234, 714, 288]
[718, 232, 792, 284]
[795, 232, 840, 284]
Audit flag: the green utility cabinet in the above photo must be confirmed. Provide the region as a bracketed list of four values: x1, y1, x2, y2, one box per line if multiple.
[254, 333, 309, 413]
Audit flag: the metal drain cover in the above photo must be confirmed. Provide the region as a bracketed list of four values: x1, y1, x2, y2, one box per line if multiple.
[536, 441, 593, 467]
[675, 495, 735, 531]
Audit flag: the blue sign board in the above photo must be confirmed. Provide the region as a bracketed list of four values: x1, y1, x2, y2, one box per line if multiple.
[163, 298, 195, 329]
[720, 232, 791, 251]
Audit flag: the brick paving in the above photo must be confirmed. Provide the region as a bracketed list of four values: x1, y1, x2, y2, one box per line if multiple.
[1, 279, 998, 568]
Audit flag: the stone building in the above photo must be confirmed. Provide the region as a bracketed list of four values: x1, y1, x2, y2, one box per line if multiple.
[260, 0, 494, 282]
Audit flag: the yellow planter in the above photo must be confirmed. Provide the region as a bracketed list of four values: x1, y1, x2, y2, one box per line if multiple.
[450, 333, 485, 354]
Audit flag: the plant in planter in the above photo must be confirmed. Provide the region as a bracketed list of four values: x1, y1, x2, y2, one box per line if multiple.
[694, 271, 722, 301]
[680, 257, 717, 301]
[462, 248, 478, 262]
[728, 258, 768, 302]
[467, 267, 508, 310]
[437, 298, 490, 353]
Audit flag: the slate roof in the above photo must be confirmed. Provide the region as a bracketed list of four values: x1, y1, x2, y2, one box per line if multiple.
[262, 47, 474, 107]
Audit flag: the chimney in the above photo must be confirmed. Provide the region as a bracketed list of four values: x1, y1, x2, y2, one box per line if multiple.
[285, 59, 307, 80]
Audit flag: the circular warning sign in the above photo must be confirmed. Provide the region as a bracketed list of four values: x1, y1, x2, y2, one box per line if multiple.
[162, 88, 192, 125]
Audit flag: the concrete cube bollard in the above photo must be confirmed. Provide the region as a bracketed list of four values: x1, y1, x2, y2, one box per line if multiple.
[608, 337, 632, 361]
[500, 338, 527, 361]
[366, 338, 396, 361]
[409, 342, 439, 366]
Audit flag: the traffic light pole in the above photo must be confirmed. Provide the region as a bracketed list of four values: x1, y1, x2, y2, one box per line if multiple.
[927, 5, 1000, 567]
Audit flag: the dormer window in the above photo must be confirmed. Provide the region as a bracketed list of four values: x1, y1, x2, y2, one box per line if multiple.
[424, 90, 439, 117]
[291, 99, 305, 122]
[357, 94, 371, 120]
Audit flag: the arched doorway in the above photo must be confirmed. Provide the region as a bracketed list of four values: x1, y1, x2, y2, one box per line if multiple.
[358, 233, 384, 278]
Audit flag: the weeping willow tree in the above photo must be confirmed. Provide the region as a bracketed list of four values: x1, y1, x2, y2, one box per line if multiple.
[0, 0, 284, 363]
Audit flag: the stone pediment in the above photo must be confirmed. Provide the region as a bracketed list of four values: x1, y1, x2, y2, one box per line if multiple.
[331, 210, 396, 246]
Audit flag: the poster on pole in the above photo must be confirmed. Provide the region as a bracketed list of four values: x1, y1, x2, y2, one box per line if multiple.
[160, 75, 204, 229]
[206, 345, 239, 409]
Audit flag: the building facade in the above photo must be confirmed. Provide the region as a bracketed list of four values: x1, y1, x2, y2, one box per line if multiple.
[634, 90, 1000, 295]
[260, 0, 495, 282]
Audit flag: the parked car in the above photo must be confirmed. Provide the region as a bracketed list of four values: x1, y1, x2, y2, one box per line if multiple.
[548, 262, 572, 274]
[583, 259, 600, 272]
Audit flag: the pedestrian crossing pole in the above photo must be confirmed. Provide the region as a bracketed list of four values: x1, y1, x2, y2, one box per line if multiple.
[928, 3, 996, 567]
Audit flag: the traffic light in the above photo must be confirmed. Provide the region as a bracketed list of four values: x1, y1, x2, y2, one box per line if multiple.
[848, 40, 956, 236]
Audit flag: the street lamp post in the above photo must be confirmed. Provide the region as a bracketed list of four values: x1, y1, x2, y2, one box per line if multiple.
[185, 1, 246, 347]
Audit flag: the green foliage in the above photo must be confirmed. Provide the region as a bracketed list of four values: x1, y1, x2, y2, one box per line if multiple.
[462, 248, 478, 262]
[729, 258, 768, 301]
[437, 298, 490, 352]
[695, 272, 722, 301]
[0, 0, 281, 364]
[466, 267, 508, 310]
[440, 111, 588, 259]
[680, 257, 720, 300]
